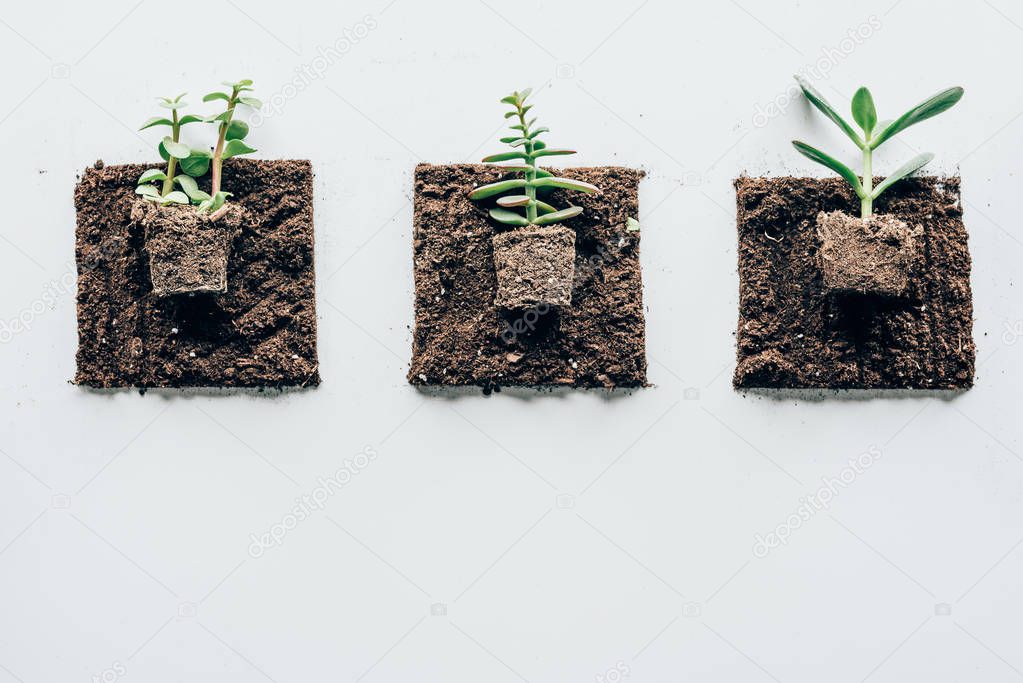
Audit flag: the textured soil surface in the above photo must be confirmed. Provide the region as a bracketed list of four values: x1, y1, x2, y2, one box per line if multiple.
[734, 176, 974, 390]
[409, 164, 647, 389]
[74, 159, 319, 388]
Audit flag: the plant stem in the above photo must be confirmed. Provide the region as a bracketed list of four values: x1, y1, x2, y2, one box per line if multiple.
[516, 100, 538, 225]
[210, 88, 238, 198]
[162, 110, 180, 196]
[861, 144, 873, 219]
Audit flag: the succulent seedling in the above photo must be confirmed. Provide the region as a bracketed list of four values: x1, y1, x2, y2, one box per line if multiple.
[792, 77, 963, 218]
[194, 79, 261, 214]
[469, 88, 599, 225]
[135, 93, 204, 205]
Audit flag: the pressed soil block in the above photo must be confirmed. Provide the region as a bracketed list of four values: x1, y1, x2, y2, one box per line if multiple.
[817, 211, 922, 298]
[409, 164, 647, 389]
[734, 176, 974, 390]
[134, 200, 242, 296]
[492, 225, 576, 309]
[74, 159, 319, 389]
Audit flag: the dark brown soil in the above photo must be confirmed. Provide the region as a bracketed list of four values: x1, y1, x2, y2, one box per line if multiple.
[492, 225, 575, 308]
[734, 176, 974, 390]
[409, 164, 647, 389]
[74, 159, 319, 389]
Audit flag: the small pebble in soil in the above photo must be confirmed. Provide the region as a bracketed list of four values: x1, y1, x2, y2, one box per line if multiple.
[171, 327, 178, 334]
[189, 351, 195, 358]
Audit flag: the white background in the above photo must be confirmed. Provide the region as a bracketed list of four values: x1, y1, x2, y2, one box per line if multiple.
[1, 0, 1021, 681]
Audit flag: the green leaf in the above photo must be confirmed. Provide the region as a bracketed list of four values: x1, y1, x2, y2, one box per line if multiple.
[135, 184, 161, 198]
[489, 208, 529, 226]
[531, 177, 600, 194]
[222, 79, 253, 88]
[518, 87, 532, 102]
[626, 217, 641, 232]
[226, 120, 249, 141]
[851, 87, 877, 135]
[211, 191, 231, 212]
[496, 195, 531, 208]
[792, 141, 864, 197]
[528, 127, 549, 139]
[533, 206, 583, 225]
[532, 148, 576, 158]
[180, 150, 211, 177]
[204, 110, 234, 124]
[536, 200, 558, 214]
[178, 114, 204, 126]
[160, 191, 190, 205]
[871, 87, 964, 149]
[222, 139, 257, 159]
[158, 101, 188, 110]
[508, 138, 529, 147]
[482, 151, 529, 163]
[238, 97, 262, 108]
[139, 116, 173, 131]
[203, 92, 231, 103]
[158, 141, 170, 161]
[173, 92, 187, 102]
[138, 169, 167, 184]
[174, 174, 207, 201]
[871, 152, 934, 199]
[162, 136, 191, 160]
[532, 140, 547, 151]
[500, 95, 518, 105]
[468, 179, 528, 200]
[504, 111, 518, 119]
[794, 75, 864, 149]
[499, 136, 520, 143]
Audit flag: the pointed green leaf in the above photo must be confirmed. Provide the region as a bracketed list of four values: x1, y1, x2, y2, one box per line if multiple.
[792, 141, 864, 197]
[528, 127, 549, 139]
[499, 136, 520, 143]
[138, 169, 167, 184]
[238, 97, 262, 108]
[532, 148, 576, 158]
[180, 150, 211, 177]
[489, 208, 529, 226]
[504, 111, 518, 119]
[135, 184, 161, 198]
[178, 114, 204, 126]
[222, 139, 257, 159]
[794, 75, 864, 149]
[871, 87, 964, 149]
[160, 191, 190, 205]
[162, 137, 191, 160]
[482, 151, 529, 163]
[533, 206, 583, 226]
[203, 91, 231, 103]
[536, 200, 558, 214]
[226, 120, 249, 141]
[496, 195, 531, 208]
[500, 95, 518, 105]
[468, 179, 528, 200]
[851, 87, 877, 135]
[531, 177, 600, 194]
[871, 153, 934, 199]
[139, 116, 173, 131]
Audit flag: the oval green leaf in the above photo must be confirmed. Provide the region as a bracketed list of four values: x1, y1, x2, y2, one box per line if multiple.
[238, 97, 262, 109]
[162, 137, 191, 160]
[871, 87, 964, 149]
[160, 191, 190, 205]
[468, 178, 528, 200]
[532, 149, 576, 158]
[482, 151, 528, 163]
[203, 92, 231, 103]
[794, 75, 864, 149]
[533, 206, 583, 226]
[139, 116, 173, 131]
[792, 140, 864, 197]
[489, 208, 530, 226]
[222, 139, 257, 159]
[226, 120, 249, 141]
[138, 169, 167, 184]
[851, 87, 877, 135]
[496, 195, 531, 208]
[180, 151, 211, 177]
[531, 177, 600, 194]
[135, 184, 161, 198]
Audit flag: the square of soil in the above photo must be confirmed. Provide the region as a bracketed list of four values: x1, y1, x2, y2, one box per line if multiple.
[409, 164, 647, 389]
[74, 159, 319, 388]
[734, 176, 975, 390]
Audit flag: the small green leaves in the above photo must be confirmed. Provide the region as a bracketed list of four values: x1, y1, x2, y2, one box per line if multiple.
[533, 206, 582, 225]
[173, 175, 211, 202]
[851, 87, 877, 135]
[162, 136, 191, 160]
[222, 139, 257, 159]
[138, 169, 168, 184]
[197, 191, 231, 213]
[794, 75, 864, 149]
[135, 184, 161, 199]
[489, 208, 530, 226]
[870, 86, 964, 149]
[140, 116, 174, 131]
[225, 120, 249, 141]
[871, 152, 934, 199]
[468, 179, 528, 200]
[792, 141, 865, 197]
[160, 191, 190, 205]
[180, 150, 211, 177]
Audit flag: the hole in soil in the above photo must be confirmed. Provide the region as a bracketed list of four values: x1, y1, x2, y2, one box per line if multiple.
[165, 295, 235, 342]
[497, 305, 561, 347]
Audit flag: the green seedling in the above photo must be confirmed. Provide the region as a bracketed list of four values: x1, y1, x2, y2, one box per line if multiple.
[469, 88, 599, 226]
[792, 76, 963, 218]
[136, 93, 203, 205]
[194, 79, 261, 214]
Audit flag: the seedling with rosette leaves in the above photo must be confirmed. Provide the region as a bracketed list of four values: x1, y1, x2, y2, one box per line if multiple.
[792, 77, 964, 218]
[136, 93, 204, 205]
[193, 79, 261, 214]
[469, 88, 599, 224]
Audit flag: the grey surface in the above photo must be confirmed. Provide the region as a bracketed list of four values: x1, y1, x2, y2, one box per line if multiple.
[1, 1, 1021, 681]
